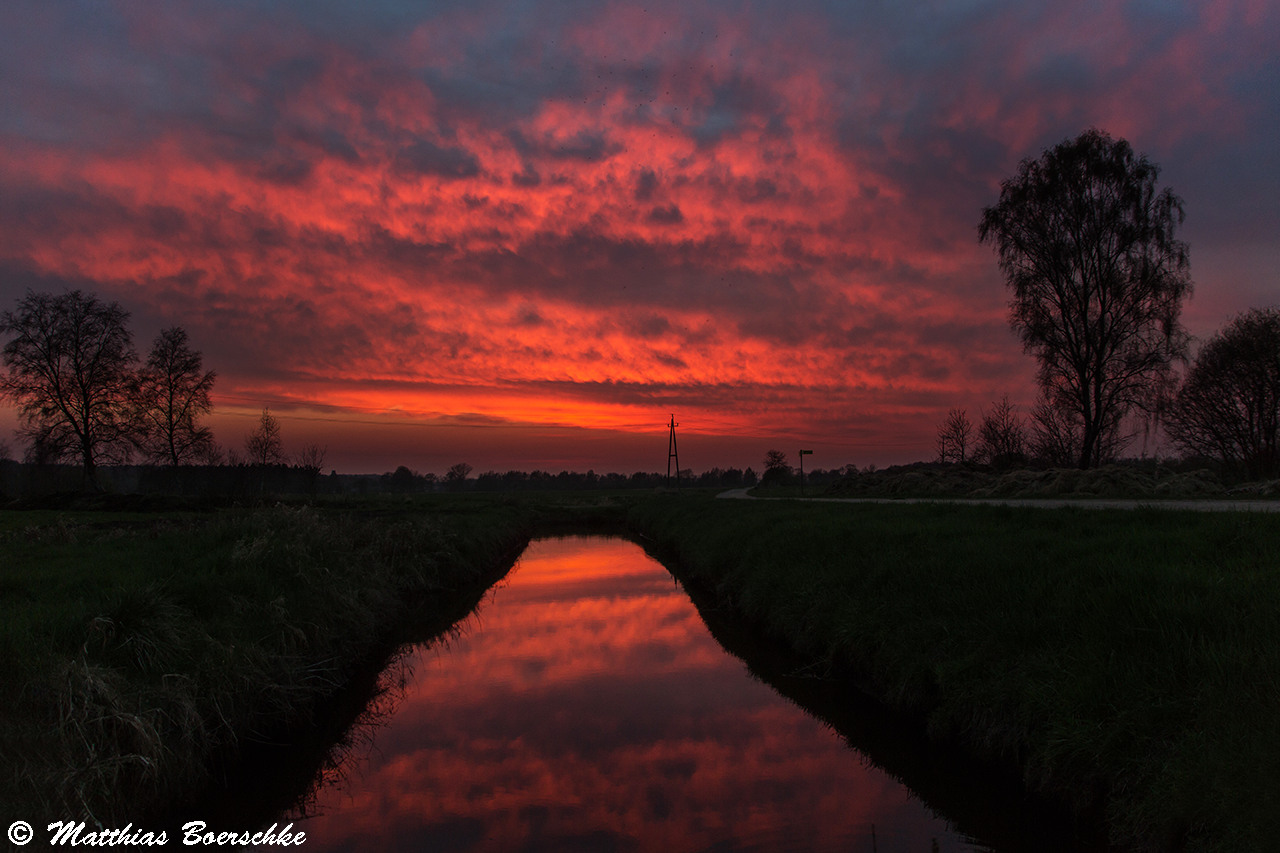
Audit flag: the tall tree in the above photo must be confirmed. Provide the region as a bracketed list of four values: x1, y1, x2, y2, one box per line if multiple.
[134, 327, 217, 465]
[0, 290, 138, 484]
[245, 407, 285, 466]
[979, 129, 1192, 468]
[1166, 308, 1280, 479]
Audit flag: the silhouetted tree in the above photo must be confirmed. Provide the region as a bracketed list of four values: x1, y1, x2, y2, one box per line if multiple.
[294, 443, 327, 492]
[975, 395, 1027, 467]
[979, 129, 1192, 468]
[935, 407, 973, 463]
[134, 326, 217, 465]
[245, 407, 285, 465]
[0, 290, 138, 484]
[294, 443, 326, 472]
[760, 449, 791, 487]
[1166, 308, 1280, 478]
[445, 462, 472, 490]
[387, 465, 419, 492]
[1028, 392, 1086, 467]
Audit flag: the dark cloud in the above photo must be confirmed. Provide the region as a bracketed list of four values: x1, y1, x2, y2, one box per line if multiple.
[394, 139, 482, 179]
[507, 128, 619, 163]
[625, 313, 672, 340]
[633, 168, 659, 201]
[646, 204, 684, 225]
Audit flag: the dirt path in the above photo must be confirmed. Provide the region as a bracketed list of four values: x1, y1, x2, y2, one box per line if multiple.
[715, 488, 1280, 512]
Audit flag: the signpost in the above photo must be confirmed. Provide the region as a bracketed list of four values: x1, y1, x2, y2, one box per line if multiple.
[799, 449, 813, 495]
[667, 415, 680, 488]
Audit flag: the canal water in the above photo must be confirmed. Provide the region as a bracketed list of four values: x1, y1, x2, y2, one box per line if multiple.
[289, 536, 988, 851]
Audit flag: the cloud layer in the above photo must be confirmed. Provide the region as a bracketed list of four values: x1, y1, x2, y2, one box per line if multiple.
[1, 0, 1276, 470]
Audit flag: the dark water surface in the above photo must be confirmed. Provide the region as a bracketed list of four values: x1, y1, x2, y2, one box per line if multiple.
[290, 537, 988, 852]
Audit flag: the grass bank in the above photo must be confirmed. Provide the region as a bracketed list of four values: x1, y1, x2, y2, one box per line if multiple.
[627, 494, 1280, 851]
[807, 462, 1278, 500]
[0, 496, 533, 826]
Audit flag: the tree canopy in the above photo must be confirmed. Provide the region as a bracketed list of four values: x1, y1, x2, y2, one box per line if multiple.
[134, 326, 217, 465]
[1166, 307, 1280, 478]
[935, 407, 973, 464]
[0, 290, 139, 481]
[975, 395, 1027, 467]
[979, 129, 1191, 468]
[245, 407, 285, 466]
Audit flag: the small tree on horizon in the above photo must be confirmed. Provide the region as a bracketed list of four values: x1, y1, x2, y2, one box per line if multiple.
[134, 326, 217, 465]
[295, 443, 327, 492]
[936, 407, 973, 463]
[245, 407, 285, 466]
[760, 449, 791, 487]
[975, 395, 1027, 467]
[445, 461, 473, 490]
[763, 449, 788, 471]
[1028, 392, 1087, 467]
[294, 443, 327, 473]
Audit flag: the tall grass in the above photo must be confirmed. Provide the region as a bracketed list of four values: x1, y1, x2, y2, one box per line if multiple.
[0, 500, 531, 825]
[628, 496, 1280, 851]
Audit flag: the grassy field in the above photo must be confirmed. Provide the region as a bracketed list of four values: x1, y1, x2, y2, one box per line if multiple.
[6, 489, 1279, 851]
[626, 494, 1280, 852]
[0, 496, 534, 825]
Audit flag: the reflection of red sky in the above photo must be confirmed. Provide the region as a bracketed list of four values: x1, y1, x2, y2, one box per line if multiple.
[295, 538, 965, 851]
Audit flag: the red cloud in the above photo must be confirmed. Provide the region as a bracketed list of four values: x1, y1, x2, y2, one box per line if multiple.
[1, 0, 1274, 470]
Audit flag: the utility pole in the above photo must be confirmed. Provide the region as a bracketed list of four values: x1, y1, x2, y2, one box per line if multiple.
[667, 415, 680, 488]
[799, 449, 813, 495]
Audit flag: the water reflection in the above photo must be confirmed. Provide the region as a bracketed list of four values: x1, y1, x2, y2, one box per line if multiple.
[292, 537, 984, 852]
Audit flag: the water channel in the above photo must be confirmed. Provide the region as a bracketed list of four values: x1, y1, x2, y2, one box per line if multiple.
[286, 536, 993, 851]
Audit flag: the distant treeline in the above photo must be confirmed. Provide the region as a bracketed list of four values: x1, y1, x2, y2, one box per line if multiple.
[0, 461, 324, 501]
[0, 460, 855, 500]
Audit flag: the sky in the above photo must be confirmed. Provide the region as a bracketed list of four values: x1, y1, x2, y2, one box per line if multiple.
[1, 0, 1277, 475]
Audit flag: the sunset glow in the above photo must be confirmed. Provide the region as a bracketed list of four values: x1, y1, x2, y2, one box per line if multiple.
[2, 1, 1277, 472]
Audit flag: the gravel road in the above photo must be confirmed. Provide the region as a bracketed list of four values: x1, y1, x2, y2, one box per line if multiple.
[715, 488, 1280, 512]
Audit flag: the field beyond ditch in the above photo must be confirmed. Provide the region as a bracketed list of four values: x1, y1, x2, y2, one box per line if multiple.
[627, 494, 1280, 852]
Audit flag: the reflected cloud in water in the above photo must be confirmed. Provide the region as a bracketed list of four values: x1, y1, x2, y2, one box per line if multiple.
[293, 537, 981, 852]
